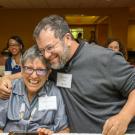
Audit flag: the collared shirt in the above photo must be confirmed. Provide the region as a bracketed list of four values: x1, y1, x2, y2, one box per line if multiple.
[5, 57, 21, 74]
[0, 79, 68, 132]
[51, 41, 135, 133]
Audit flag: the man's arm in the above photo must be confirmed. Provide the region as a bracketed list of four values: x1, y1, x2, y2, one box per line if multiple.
[0, 72, 22, 99]
[103, 89, 135, 135]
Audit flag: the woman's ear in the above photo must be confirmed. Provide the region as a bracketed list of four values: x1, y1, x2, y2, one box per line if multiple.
[20, 44, 23, 50]
[48, 69, 52, 75]
[8, 47, 10, 52]
[20, 64, 23, 73]
[47, 69, 52, 78]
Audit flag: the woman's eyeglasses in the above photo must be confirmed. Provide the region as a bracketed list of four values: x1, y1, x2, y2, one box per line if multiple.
[9, 43, 20, 47]
[22, 66, 48, 76]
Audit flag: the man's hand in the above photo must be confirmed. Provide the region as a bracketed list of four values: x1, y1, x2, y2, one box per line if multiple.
[0, 76, 12, 99]
[37, 128, 54, 135]
[102, 113, 130, 135]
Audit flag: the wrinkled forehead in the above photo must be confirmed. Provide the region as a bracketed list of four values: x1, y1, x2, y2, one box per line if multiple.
[36, 28, 57, 48]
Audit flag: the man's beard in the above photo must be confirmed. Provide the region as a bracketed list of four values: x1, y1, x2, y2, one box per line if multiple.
[47, 44, 70, 70]
[46, 59, 65, 70]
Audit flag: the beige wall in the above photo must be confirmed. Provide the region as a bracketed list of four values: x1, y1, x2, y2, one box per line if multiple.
[128, 24, 135, 51]
[108, 10, 129, 48]
[0, 9, 47, 51]
[0, 8, 133, 51]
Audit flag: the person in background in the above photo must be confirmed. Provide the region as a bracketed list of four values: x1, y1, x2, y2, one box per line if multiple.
[89, 30, 97, 44]
[0, 49, 10, 77]
[0, 49, 11, 66]
[5, 35, 24, 74]
[0, 15, 135, 135]
[104, 38, 128, 60]
[0, 45, 69, 134]
[76, 32, 82, 43]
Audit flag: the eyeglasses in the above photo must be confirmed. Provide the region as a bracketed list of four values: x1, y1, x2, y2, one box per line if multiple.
[9, 44, 20, 47]
[38, 41, 59, 56]
[22, 66, 48, 76]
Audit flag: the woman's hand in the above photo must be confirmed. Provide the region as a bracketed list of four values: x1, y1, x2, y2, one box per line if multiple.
[37, 128, 54, 135]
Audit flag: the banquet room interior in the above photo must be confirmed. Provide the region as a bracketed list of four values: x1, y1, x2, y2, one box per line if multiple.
[0, 0, 135, 67]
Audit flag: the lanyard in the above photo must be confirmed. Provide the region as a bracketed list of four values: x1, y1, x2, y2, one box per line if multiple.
[19, 103, 37, 120]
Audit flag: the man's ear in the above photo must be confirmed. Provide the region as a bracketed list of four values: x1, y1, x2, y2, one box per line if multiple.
[64, 33, 72, 40]
[63, 33, 72, 47]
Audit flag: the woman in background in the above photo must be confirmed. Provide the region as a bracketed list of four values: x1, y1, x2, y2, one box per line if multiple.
[105, 38, 128, 60]
[5, 35, 24, 74]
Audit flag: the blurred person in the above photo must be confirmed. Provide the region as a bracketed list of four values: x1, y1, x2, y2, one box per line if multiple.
[0, 49, 11, 77]
[89, 30, 97, 44]
[5, 35, 24, 74]
[0, 15, 135, 135]
[0, 49, 11, 66]
[105, 38, 128, 60]
[76, 32, 82, 43]
[0, 45, 69, 134]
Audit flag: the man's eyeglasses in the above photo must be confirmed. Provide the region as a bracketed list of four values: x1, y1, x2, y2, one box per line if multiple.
[39, 41, 59, 56]
[22, 66, 48, 76]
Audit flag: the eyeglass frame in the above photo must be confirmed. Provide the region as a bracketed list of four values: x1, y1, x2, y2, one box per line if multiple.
[8, 43, 20, 48]
[22, 66, 48, 76]
[38, 40, 60, 56]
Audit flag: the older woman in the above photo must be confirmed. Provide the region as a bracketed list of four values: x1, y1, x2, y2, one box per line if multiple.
[0, 45, 68, 134]
[104, 38, 128, 60]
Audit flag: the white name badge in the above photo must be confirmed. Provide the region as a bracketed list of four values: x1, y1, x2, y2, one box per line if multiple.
[56, 73, 72, 88]
[38, 96, 57, 111]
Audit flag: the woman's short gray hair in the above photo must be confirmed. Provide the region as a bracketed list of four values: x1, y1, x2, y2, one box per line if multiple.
[21, 45, 47, 67]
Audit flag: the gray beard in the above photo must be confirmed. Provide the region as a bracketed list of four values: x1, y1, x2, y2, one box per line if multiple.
[47, 44, 70, 70]
[49, 55, 67, 70]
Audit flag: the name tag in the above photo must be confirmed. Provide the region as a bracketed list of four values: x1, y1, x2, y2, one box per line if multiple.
[38, 96, 57, 111]
[56, 73, 72, 88]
